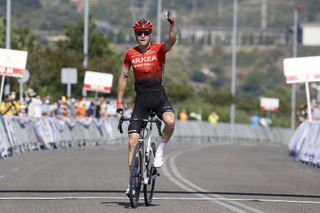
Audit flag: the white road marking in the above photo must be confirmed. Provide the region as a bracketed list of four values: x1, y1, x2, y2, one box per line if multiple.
[163, 146, 266, 213]
[0, 175, 5, 178]
[0, 196, 319, 204]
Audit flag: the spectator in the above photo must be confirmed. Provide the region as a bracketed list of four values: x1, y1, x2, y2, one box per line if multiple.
[179, 109, 188, 121]
[208, 111, 219, 124]
[260, 117, 272, 127]
[28, 96, 42, 118]
[313, 102, 320, 120]
[250, 114, 260, 127]
[77, 97, 87, 117]
[69, 97, 77, 117]
[105, 99, 117, 117]
[87, 101, 95, 117]
[18, 101, 28, 117]
[297, 103, 308, 123]
[41, 96, 52, 116]
[94, 98, 103, 119]
[0, 94, 20, 116]
[189, 112, 202, 121]
[60, 99, 71, 118]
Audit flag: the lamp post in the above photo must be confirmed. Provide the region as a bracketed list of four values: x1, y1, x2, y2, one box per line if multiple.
[83, 0, 89, 68]
[6, 0, 11, 49]
[230, 0, 238, 142]
[290, 4, 304, 129]
[230, 0, 238, 126]
[156, 0, 162, 43]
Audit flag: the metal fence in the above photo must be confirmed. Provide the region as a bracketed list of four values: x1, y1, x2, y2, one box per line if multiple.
[0, 116, 293, 161]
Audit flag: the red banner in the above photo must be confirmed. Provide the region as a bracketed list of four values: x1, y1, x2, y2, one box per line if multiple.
[83, 84, 111, 93]
[0, 66, 25, 77]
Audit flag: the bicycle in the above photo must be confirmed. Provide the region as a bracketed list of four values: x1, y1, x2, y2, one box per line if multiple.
[118, 112, 162, 208]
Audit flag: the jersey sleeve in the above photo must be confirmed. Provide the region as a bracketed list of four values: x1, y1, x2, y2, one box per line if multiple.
[122, 50, 131, 77]
[160, 41, 172, 54]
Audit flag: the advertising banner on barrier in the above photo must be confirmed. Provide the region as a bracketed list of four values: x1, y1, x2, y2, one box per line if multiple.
[83, 71, 113, 93]
[260, 97, 279, 112]
[0, 48, 28, 77]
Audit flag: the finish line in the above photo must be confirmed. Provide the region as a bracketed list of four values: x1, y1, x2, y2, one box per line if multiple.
[0, 196, 319, 204]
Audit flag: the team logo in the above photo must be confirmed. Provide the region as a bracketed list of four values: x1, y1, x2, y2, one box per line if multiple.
[132, 55, 157, 64]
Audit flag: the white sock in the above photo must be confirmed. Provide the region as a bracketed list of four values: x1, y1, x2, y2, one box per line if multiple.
[156, 140, 167, 154]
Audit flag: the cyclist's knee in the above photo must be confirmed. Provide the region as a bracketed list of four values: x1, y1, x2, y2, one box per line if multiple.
[128, 133, 139, 147]
[164, 115, 175, 129]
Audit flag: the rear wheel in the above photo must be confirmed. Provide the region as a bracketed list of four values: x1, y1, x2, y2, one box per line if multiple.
[144, 142, 157, 206]
[129, 143, 142, 208]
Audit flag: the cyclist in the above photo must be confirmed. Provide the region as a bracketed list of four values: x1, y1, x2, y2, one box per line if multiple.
[116, 11, 177, 192]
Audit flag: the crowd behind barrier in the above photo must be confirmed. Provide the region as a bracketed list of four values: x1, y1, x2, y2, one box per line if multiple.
[0, 114, 294, 161]
[288, 120, 320, 167]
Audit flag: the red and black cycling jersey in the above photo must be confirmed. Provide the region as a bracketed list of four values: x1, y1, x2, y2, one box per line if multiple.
[122, 42, 170, 93]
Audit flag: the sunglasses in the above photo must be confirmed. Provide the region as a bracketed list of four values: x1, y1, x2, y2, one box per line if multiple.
[136, 30, 151, 36]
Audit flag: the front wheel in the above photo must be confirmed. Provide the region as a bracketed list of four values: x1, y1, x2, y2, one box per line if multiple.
[144, 142, 157, 206]
[129, 143, 142, 208]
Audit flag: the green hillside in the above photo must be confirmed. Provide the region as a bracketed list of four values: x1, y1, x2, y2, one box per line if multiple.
[1, 0, 320, 31]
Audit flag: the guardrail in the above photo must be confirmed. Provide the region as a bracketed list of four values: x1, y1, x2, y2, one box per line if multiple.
[0, 116, 293, 161]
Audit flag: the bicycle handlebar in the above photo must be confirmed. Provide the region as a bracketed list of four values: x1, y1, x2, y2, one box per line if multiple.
[117, 116, 162, 136]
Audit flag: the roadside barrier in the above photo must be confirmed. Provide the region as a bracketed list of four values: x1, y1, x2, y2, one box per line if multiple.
[0, 116, 293, 161]
[288, 120, 320, 167]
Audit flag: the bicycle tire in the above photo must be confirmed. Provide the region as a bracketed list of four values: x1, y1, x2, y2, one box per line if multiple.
[129, 142, 142, 208]
[144, 142, 157, 206]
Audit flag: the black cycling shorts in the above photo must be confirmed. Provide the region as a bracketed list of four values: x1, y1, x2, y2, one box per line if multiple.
[128, 89, 174, 134]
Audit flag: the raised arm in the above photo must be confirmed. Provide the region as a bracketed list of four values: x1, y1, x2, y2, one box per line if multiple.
[163, 10, 177, 52]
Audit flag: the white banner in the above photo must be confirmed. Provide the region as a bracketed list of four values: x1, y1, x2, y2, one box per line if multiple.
[302, 24, 320, 46]
[283, 56, 320, 83]
[260, 97, 279, 112]
[83, 71, 113, 93]
[0, 48, 28, 77]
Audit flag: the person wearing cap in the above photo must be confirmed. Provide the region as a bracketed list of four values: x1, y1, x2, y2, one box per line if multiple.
[116, 11, 177, 194]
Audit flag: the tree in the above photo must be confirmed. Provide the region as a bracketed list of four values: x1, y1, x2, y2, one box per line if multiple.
[25, 16, 121, 99]
[58, 15, 112, 59]
[0, 19, 35, 50]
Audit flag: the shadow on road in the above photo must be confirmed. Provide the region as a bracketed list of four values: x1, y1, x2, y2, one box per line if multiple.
[101, 201, 159, 208]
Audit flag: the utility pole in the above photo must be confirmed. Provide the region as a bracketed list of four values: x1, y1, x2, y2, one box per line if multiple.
[83, 0, 89, 68]
[290, 4, 304, 129]
[218, 0, 223, 19]
[156, 0, 162, 43]
[231, 0, 238, 125]
[230, 0, 238, 140]
[290, 8, 298, 129]
[261, 0, 267, 30]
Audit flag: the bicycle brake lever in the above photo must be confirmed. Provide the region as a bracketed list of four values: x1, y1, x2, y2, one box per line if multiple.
[156, 119, 162, 136]
[118, 116, 124, 134]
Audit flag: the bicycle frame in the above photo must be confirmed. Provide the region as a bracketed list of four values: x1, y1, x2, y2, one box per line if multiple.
[118, 114, 162, 183]
[118, 114, 162, 208]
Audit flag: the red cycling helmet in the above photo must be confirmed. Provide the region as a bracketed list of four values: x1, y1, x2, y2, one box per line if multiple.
[133, 18, 153, 32]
